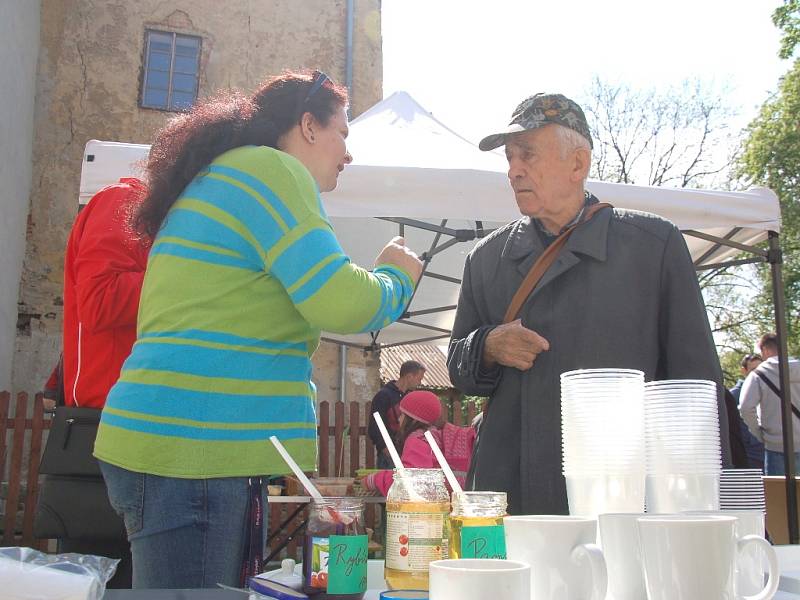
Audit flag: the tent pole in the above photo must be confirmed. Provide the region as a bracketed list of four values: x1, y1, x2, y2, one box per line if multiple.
[768, 231, 798, 544]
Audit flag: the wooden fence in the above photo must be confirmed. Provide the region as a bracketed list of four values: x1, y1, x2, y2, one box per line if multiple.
[1, 392, 479, 561]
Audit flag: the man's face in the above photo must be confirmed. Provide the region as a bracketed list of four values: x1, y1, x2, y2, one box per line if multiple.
[504, 124, 581, 221]
[745, 358, 762, 374]
[410, 370, 425, 389]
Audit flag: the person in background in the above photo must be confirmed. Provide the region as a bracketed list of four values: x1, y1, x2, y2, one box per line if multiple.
[740, 333, 800, 475]
[63, 177, 151, 409]
[362, 390, 443, 496]
[51, 176, 151, 588]
[448, 92, 729, 515]
[729, 353, 764, 470]
[368, 360, 426, 468]
[94, 69, 422, 590]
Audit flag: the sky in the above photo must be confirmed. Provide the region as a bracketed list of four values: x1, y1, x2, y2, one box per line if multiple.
[382, 0, 791, 146]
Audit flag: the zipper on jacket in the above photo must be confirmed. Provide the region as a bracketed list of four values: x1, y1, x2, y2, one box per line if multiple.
[72, 322, 82, 406]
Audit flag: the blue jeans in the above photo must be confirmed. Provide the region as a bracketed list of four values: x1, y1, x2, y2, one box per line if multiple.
[764, 450, 800, 476]
[99, 461, 267, 589]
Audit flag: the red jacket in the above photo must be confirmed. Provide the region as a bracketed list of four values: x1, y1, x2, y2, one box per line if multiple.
[63, 178, 151, 408]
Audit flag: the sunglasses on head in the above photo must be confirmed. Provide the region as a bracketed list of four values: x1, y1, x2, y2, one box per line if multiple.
[302, 71, 331, 106]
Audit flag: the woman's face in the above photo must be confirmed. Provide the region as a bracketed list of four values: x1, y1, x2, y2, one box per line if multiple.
[306, 105, 352, 193]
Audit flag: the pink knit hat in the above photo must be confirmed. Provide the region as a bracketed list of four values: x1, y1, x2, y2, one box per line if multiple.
[399, 390, 442, 426]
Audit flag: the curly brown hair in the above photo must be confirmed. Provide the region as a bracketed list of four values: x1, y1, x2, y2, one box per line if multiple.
[134, 69, 348, 240]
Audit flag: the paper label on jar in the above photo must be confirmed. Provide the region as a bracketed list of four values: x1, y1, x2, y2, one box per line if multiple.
[308, 536, 330, 589]
[461, 525, 507, 559]
[327, 534, 368, 594]
[385, 511, 448, 571]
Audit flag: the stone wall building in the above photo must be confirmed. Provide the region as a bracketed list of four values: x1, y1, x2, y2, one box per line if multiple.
[8, 0, 384, 407]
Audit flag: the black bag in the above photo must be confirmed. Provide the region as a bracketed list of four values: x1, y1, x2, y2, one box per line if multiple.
[38, 407, 102, 477]
[34, 407, 125, 540]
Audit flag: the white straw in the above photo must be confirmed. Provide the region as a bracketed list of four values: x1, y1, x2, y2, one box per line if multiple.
[372, 411, 405, 472]
[269, 435, 323, 500]
[424, 430, 464, 496]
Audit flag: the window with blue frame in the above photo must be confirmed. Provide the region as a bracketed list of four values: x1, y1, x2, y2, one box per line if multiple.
[141, 30, 201, 111]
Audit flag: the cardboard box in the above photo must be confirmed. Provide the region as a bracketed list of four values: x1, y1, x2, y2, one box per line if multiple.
[764, 476, 800, 545]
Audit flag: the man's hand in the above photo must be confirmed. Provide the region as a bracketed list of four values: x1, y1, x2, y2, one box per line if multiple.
[375, 236, 423, 284]
[482, 319, 550, 371]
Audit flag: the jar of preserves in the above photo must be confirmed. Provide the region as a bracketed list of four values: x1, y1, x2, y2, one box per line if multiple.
[449, 491, 507, 559]
[384, 468, 450, 590]
[303, 497, 368, 599]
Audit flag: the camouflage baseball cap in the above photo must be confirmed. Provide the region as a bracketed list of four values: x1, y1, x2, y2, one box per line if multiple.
[478, 93, 593, 151]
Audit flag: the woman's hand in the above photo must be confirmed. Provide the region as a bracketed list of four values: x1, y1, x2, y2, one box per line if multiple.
[375, 236, 423, 284]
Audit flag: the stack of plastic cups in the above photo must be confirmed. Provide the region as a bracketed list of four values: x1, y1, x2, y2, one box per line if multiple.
[561, 368, 646, 517]
[644, 379, 721, 512]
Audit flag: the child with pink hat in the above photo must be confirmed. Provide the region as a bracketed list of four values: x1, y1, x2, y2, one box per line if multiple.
[362, 390, 445, 496]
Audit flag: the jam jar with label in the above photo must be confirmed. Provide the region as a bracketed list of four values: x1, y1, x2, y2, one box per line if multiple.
[449, 491, 507, 559]
[303, 497, 368, 599]
[384, 468, 450, 590]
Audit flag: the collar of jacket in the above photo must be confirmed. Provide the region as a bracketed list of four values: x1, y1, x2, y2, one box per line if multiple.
[501, 194, 612, 269]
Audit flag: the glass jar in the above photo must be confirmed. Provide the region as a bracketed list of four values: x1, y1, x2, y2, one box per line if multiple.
[302, 497, 368, 599]
[384, 468, 450, 591]
[449, 491, 507, 559]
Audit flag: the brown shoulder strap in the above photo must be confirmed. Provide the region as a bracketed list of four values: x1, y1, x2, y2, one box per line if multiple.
[503, 202, 612, 324]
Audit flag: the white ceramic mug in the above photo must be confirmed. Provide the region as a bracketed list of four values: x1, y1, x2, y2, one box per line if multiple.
[683, 510, 768, 597]
[504, 515, 607, 600]
[598, 513, 647, 600]
[428, 558, 530, 600]
[637, 514, 778, 600]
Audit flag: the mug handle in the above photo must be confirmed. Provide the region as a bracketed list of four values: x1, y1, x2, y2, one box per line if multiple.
[571, 542, 608, 600]
[736, 534, 779, 600]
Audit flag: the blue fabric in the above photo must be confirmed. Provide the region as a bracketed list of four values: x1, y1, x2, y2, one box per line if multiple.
[765, 450, 800, 476]
[99, 461, 267, 589]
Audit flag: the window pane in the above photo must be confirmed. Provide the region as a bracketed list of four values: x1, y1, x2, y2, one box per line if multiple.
[175, 35, 199, 53]
[149, 39, 172, 53]
[173, 54, 198, 74]
[143, 88, 168, 109]
[147, 51, 171, 71]
[146, 69, 169, 89]
[148, 31, 173, 45]
[170, 91, 195, 110]
[172, 73, 197, 93]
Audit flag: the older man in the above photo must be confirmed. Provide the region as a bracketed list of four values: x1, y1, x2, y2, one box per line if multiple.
[447, 93, 729, 515]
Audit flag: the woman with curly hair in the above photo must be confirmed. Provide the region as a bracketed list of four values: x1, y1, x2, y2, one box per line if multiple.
[94, 70, 422, 589]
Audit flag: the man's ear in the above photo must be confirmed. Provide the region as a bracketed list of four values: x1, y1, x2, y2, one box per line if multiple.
[572, 146, 592, 182]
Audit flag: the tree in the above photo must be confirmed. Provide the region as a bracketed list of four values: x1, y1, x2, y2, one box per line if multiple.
[581, 77, 737, 188]
[774, 0, 800, 59]
[736, 58, 800, 357]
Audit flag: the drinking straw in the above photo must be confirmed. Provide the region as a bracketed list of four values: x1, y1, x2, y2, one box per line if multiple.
[269, 435, 323, 500]
[372, 411, 405, 472]
[424, 430, 464, 496]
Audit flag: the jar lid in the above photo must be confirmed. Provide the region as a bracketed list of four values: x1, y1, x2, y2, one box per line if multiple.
[379, 591, 429, 599]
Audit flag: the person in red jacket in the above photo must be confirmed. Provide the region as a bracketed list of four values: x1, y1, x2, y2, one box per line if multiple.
[63, 177, 151, 408]
[55, 177, 150, 588]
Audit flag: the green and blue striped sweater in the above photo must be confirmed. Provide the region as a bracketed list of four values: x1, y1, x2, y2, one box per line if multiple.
[94, 146, 414, 478]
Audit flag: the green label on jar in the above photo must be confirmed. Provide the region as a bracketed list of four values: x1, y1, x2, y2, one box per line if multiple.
[461, 525, 506, 559]
[327, 534, 368, 594]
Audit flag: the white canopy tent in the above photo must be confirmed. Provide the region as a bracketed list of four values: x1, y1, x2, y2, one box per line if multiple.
[78, 92, 781, 349]
[79, 90, 796, 539]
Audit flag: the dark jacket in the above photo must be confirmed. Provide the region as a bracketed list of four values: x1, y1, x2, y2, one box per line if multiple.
[367, 381, 404, 452]
[448, 205, 729, 515]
